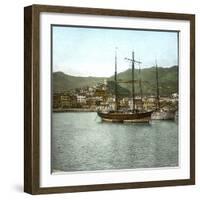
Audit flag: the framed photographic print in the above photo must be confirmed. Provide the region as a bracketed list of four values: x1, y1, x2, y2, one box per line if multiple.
[24, 4, 195, 194]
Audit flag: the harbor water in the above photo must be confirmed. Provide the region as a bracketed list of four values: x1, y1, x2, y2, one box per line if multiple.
[52, 112, 178, 172]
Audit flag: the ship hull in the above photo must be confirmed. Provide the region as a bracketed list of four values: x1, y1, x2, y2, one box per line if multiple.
[97, 111, 153, 123]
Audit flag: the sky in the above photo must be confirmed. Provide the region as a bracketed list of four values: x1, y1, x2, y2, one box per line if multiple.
[52, 26, 178, 77]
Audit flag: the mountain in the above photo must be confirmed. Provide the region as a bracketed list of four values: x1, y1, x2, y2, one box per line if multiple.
[53, 66, 178, 96]
[110, 65, 178, 96]
[53, 72, 105, 92]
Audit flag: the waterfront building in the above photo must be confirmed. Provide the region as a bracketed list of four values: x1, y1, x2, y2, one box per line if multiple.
[53, 93, 62, 108]
[76, 95, 87, 104]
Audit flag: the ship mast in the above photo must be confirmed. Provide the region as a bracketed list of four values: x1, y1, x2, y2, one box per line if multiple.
[114, 48, 118, 111]
[138, 60, 143, 100]
[155, 60, 160, 110]
[125, 51, 142, 112]
[132, 52, 135, 112]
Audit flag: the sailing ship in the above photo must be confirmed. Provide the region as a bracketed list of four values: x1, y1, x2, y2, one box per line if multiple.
[151, 61, 176, 120]
[97, 49, 153, 123]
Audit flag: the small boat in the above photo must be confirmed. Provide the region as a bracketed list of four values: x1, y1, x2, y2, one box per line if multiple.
[151, 110, 175, 120]
[97, 49, 153, 123]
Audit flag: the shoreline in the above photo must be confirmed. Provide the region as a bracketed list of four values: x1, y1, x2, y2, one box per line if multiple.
[53, 108, 97, 112]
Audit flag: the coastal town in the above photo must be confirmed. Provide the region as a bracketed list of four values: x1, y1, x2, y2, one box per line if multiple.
[53, 79, 178, 113]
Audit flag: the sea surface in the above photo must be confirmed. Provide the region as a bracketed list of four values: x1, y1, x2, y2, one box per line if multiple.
[52, 112, 178, 172]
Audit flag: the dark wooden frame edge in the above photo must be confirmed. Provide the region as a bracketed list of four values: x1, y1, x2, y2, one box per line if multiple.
[24, 4, 195, 195]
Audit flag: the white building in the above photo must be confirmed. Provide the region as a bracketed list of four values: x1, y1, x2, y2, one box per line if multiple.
[76, 95, 86, 104]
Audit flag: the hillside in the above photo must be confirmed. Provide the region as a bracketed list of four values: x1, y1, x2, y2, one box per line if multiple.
[111, 65, 178, 96]
[53, 72, 105, 92]
[53, 66, 178, 96]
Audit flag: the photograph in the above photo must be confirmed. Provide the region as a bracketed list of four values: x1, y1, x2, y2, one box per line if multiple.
[51, 25, 179, 173]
